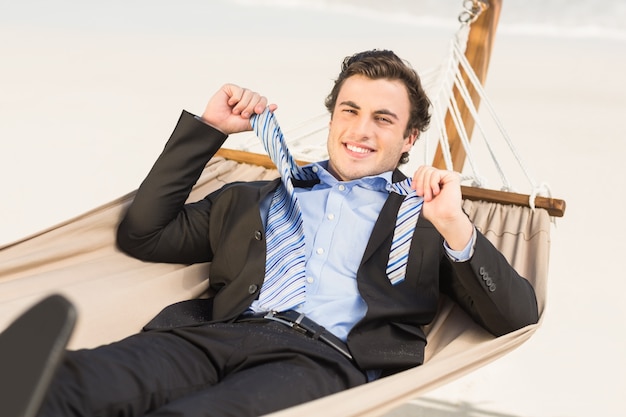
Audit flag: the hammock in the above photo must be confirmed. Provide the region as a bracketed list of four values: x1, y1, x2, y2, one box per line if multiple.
[0, 1, 563, 416]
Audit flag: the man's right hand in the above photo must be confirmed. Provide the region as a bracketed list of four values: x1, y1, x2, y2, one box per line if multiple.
[200, 84, 278, 135]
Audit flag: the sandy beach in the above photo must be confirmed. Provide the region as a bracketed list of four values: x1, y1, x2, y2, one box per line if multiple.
[2, 1, 625, 416]
[416, 34, 626, 417]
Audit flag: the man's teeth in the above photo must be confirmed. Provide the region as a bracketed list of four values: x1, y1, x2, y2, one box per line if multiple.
[346, 144, 371, 154]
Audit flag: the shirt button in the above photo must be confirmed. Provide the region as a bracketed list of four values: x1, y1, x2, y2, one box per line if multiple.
[312, 166, 319, 173]
[327, 213, 335, 220]
[248, 284, 258, 294]
[338, 184, 346, 191]
[306, 277, 314, 284]
[254, 230, 263, 241]
[316, 247, 324, 255]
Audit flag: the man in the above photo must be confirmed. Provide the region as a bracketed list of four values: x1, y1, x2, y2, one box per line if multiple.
[35, 49, 538, 416]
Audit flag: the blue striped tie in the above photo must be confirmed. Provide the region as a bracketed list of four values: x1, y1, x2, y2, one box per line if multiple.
[251, 109, 317, 312]
[250, 109, 422, 309]
[387, 180, 423, 285]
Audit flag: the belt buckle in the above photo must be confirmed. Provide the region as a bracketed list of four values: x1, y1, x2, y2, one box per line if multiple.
[264, 311, 307, 335]
[264, 311, 353, 361]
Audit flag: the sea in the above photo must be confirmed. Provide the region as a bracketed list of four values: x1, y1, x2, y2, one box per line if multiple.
[232, 0, 626, 42]
[3, 0, 626, 43]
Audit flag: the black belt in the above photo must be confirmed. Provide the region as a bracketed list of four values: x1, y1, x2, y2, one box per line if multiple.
[236, 310, 353, 361]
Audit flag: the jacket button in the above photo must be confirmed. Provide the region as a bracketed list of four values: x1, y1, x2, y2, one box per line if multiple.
[248, 284, 258, 294]
[489, 284, 497, 292]
[254, 230, 263, 241]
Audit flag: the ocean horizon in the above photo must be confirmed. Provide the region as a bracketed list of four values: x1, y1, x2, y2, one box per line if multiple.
[238, 0, 626, 41]
[3, 0, 626, 42]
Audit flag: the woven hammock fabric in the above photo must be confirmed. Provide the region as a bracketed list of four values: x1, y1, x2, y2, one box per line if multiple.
[0, 157, 550, 417]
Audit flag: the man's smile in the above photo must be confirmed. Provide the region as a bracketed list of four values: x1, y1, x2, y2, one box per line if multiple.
[345, 143, 374, 155]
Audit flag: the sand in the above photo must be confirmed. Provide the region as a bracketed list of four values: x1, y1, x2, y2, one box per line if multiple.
[1, 2, 625, 416]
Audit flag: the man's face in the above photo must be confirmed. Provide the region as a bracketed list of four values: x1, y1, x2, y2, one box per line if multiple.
[327, 75, 416, 181]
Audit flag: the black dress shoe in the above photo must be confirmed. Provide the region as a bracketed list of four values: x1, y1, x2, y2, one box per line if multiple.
[0, 294, 77, 417]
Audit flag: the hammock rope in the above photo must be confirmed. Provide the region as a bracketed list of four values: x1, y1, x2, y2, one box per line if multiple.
[228, 1, 553, 207]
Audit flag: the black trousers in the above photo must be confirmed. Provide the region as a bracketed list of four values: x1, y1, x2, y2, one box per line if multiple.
[38, 321, 366, 417]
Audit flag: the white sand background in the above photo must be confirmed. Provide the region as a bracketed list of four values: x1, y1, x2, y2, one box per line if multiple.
[1, 1, 625, 416]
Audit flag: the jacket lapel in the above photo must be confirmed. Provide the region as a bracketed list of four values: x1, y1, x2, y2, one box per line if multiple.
[360, 168, 408, 265]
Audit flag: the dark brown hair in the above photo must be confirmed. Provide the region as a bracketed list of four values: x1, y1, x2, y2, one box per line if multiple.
[325, 50, 431, 163]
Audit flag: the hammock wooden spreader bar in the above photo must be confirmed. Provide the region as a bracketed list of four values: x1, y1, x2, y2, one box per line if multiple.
[433, 0, 566, 217]
[461, 185, 565, 217]
[214, 3, 568, 218]
[216, 148, 566, 217]
[432, 0, 501, 173]
[217, 1, 567, 218]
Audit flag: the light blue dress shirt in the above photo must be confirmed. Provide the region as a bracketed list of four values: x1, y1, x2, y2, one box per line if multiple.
[250, 161, 474, 342]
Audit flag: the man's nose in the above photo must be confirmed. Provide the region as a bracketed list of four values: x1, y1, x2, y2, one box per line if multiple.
[348, 116, 374, 140]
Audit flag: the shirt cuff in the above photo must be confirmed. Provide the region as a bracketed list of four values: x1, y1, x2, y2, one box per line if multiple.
[443, 227, 477, 262]
[194, 115, 228, 135]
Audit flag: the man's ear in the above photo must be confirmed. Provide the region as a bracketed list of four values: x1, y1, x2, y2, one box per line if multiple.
[403, 129, 419, 152]
[409, 128, 420, 145]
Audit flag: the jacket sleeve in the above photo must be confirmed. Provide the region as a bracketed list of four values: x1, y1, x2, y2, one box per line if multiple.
[440, 231, 539, 336]
[116, 111, 228, 264]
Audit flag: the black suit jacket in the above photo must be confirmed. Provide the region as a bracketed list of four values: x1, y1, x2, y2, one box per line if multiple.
[117, 111, 539, 375]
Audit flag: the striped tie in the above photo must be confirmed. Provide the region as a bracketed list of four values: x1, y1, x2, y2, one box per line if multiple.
[387, 180, 423, 285]
[250, 109, 317, 312]
[250, 109, 422, 308]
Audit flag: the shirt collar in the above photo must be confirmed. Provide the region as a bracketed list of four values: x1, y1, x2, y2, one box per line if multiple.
[304, 161, 395, 193]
